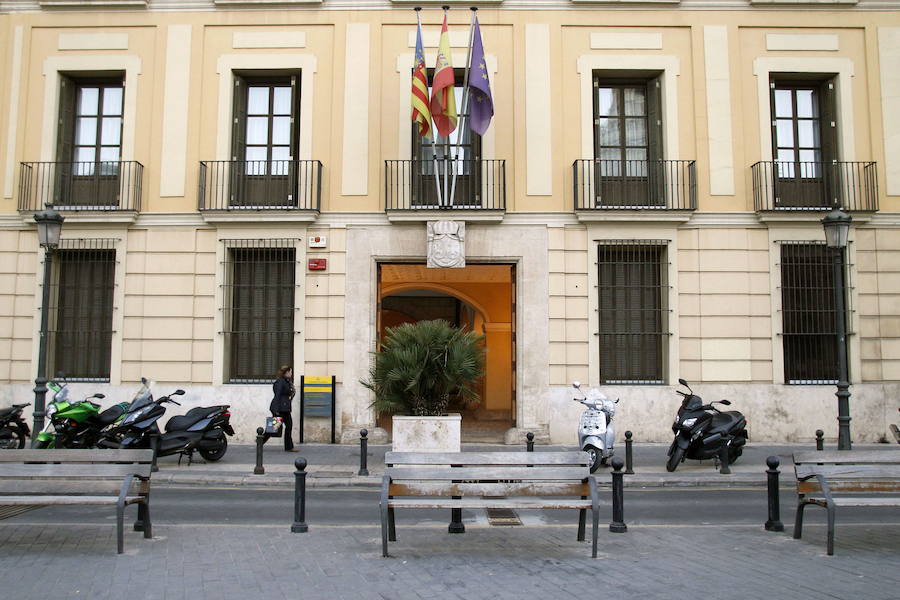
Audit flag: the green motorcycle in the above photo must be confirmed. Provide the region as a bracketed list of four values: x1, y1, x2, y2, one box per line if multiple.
[34, 381, 128, 449]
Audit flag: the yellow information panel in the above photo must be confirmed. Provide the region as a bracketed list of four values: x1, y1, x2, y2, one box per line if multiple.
[299, 375, 336, 443]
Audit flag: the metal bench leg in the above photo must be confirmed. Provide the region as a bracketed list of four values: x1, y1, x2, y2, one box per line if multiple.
[577, 509, 586, 541]
[388, 507, 396, 542]
[591, 507, 599, 559]
[141, 500, 152, 539]
[793, 501, 808, 539]
[380, 503, 390, 557]
[116, 501, 125, 554]
[826, 503, 836, 556]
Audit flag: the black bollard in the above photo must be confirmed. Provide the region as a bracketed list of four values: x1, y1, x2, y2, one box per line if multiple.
[291, 457, 308, 533]
[254, 427, 266, 475]
[149, 431, 160, 473]
[718, 443, 731, 475]
[609, 457, 627, 533]
[764, 456, 784, 532]
[526, 431, 534, 452]
[358, 429, 369, 476]
[624, 431, 634, 475]
[815, 429, 824, 451]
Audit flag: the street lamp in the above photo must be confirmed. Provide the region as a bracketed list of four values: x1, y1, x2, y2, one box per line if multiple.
[821, 206, 852, 451]
[32, 208, 64, 443]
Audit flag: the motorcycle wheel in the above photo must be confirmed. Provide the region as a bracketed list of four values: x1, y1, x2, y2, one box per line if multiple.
[666, 446, 686, 472]
[0, 427, 26, 449]
[198, 436, 228, 462]
[33, 438, 50, 449]
[584, 444, 603, 473]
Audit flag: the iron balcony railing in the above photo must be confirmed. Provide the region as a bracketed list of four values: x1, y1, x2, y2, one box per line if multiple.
[751, 161, 878, 212]
[18, 161, 143, 212]
[198, 160, 322, 211]
[385, 159, 506, 211]
[573, 159, 696, 211]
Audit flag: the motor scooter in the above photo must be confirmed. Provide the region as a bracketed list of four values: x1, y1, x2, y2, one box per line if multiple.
[666, 378, 748, 472]
[0, 402, 30, 449]
[572, 381, 618, 473]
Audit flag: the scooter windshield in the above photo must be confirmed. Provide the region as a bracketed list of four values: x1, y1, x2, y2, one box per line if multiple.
[127, 384, 153, 411]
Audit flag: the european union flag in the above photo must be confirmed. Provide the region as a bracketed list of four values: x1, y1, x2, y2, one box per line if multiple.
[468, 17, 493, 136]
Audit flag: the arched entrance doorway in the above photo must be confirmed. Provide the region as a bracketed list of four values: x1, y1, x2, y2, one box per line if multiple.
[377, 263, 515, 443]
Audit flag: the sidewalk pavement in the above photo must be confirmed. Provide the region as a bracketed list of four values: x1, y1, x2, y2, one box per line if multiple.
[150, 441, 899, 488]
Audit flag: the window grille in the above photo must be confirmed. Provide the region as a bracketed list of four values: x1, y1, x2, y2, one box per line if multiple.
[48, 238, 117, 381]
[779, 241, 851, 385]
[221, 239, 298, 383]
[597, 240, 669, 384]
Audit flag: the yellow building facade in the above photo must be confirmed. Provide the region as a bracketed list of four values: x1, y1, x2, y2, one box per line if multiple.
[0, 0, 898, 445]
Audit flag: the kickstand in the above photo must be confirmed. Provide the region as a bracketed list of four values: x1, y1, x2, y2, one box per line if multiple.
[177, 448, 195, 466]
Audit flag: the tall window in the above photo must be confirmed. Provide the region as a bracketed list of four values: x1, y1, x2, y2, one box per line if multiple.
[597, 241, 668, 384]
[48, 239, 116, 381]
[770, 77, 837, 208]
[55, 76, 124, 207]
[592, 75, 662, 207]
[222, 240, 296, 383]
[780, 242, 848, 384]
[412, 69, 482, 207]
[231, 74, 300, 207]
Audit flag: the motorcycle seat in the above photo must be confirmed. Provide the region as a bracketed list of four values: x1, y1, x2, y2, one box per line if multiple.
[0, 407, 20, 418]
[165, 407, 220, 432]
[96, 404, 126, 426]
[708, 411, 744, 435]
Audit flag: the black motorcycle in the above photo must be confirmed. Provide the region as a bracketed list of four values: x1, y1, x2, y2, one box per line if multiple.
[0, 403, 31, 449]
[99, 380, 234, 462]
[666, 378, 748, 472]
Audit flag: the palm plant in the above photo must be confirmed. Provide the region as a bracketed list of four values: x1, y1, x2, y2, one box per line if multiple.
[362, 319, 486, 417]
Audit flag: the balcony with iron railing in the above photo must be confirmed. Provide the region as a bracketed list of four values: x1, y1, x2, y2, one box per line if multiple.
[384, 159, 506, 221]
[573, 159, 696, 220]
[198, 159, 322, 222]
[751, 161, 878, 213]
[18, 161, 144, 218]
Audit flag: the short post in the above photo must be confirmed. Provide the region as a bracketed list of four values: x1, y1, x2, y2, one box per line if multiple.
[815, 429, 824, 451]
[624, 431, 634, 475]
[358, 429, 369, 476]
[291, 457, 308, 533]
[254, 427, 266, 475]
[764, 456, 784, 532]
[718, 443, 731, 475]
[149, 432, 160, 473]
[526, 431, 534, 452]
[609, 457, 627, 533]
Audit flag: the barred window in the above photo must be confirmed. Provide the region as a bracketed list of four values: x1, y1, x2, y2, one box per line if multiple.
[222, 239, 297, 383]
[780, 241, 850, 384]
[597, 240, 669, 384]
[48, 239, 117, 381]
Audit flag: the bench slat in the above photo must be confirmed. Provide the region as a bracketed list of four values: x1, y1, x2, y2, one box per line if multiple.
[386, 466, 588, 481]
[0, 479, 150, 495]
[0, 464, 152, 478]
[0, 495, 146, 506]
[793, 451, 900, 465]
[389, 481, 589, 497]
[797, 480, 900, 494]
[0, 449, 154, 463]
[829, 496, 900, 507]
[385, 452, 589, 466]
[386, 497, 593, 510]
[795, 464, 900, 480]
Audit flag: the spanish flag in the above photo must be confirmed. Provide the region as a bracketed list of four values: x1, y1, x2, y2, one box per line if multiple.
[411, 22, 431, 138]
[429, 15, 458, 138]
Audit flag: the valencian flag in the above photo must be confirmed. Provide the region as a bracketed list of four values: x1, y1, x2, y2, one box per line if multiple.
[411, 22, 431, 138]
[467, 17, 493, 136]
[430, 14, 458, 137]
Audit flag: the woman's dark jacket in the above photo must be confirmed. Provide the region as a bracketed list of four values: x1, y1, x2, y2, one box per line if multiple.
[270, 377, 294, 413]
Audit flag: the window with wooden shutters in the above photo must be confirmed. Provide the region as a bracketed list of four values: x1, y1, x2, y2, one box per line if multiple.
[222, 239, 297, 383]
[780, 241, 850, 384]
[230, 73, 300, 208]
[597, 241, 669, 384]
[47, 239, 117, 381]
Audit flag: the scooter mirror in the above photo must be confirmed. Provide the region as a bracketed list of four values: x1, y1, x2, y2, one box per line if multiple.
[678, 378, 688, 386]
[93, 393, 105, 399]
[173, 389, 186, 396]
[720, 399, 732, 405]
[572, 381, 581, 389]
[141, 377, 148, 385]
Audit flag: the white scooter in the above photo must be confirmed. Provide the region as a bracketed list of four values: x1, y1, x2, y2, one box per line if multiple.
[572, 382, 618, 473]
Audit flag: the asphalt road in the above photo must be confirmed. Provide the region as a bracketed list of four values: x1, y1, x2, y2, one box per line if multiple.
[9, 485, 900, 529]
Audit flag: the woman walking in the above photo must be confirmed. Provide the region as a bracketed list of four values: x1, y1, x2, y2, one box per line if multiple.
[270, 365, 298, 452]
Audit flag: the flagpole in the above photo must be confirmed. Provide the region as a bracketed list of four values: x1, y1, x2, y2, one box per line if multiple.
[449, 7, 476, 208]
[415, 7, 444, 208]
[440, 5, 453, 207]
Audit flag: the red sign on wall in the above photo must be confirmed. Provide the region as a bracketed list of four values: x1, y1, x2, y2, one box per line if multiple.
[308, 258, 327, 271]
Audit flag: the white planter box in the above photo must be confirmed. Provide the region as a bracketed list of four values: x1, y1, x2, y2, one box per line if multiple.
[391, 414, 461, 453]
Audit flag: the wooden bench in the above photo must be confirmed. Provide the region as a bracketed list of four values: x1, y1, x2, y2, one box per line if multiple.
[0, 449, 155, 554]
[792, 451, 900, 555]
[381, 451, 601, 558]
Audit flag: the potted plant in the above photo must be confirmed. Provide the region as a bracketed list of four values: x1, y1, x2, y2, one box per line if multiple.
[362, 319, 485, 452]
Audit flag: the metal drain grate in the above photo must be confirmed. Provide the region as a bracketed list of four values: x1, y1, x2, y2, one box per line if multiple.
[486, 508, 522, 526]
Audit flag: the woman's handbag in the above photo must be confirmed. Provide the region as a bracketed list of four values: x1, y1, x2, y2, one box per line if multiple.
[264, 416, 284, 437]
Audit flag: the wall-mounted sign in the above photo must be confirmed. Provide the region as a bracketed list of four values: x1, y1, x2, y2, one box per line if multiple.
[308, 258, 327, 271]
[299, 375, 336, 444]
[309, 235, 327, 248]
